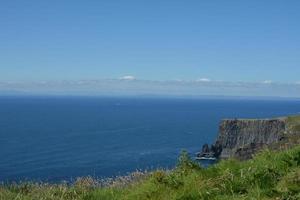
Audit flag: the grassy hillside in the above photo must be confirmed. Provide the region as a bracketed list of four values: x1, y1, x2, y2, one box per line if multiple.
[1, 146, 300, 200]
[287, 115, 300, 132]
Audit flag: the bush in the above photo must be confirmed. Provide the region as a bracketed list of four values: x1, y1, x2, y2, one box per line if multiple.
[176, 150, 201, 173]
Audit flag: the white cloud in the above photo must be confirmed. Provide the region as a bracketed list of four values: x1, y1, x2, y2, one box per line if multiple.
[119, 75, 136, 81]
[262, 80, 273, 84]
[196, 78, 211, 82]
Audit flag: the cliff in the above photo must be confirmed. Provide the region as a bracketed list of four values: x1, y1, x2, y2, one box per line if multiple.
[199, 116, 300, 160]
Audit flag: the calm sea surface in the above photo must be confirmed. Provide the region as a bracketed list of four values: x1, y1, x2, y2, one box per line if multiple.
[1, 96, 300, 182]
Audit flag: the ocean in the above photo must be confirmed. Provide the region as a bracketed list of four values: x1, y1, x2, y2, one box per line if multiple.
[1, 96, 300, 182]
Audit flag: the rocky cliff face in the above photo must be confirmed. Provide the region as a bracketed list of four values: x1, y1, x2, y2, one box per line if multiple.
[216, 118, 287, 159]
[199, 117, 289, 160]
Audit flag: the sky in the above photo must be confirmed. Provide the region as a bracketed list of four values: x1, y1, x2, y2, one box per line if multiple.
[0, 1, 300, 97]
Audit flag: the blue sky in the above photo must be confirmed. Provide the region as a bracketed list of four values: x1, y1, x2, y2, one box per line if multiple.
[0, 1, 300, 96]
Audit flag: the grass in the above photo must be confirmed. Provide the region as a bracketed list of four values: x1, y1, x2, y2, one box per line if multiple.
[1, 147, 300, 200]
[287, 115, 300, 132]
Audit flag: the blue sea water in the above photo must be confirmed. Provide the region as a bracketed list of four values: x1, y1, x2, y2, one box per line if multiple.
[1, 96, 300, 182]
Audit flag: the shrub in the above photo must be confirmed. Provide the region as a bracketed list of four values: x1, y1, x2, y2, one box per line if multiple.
[176, 150, 201, 173]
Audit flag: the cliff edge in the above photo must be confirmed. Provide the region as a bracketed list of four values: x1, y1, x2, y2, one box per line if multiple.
[199, 116, 300, 160]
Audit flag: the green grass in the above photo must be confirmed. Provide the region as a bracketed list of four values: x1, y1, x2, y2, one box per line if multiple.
[287, 115, 300, 132]
[1, 147, 300, 200]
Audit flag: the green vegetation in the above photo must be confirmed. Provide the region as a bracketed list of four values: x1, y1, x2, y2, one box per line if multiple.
[287, 115, 300, 132]
[1, 147, 300, 200]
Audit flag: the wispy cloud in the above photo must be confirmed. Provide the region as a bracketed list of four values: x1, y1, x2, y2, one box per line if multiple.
[262, 80, 273, 84]
[196, 78, 211, 82]
[119, 75, 136, 81]
[0, 79, 299, 97]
